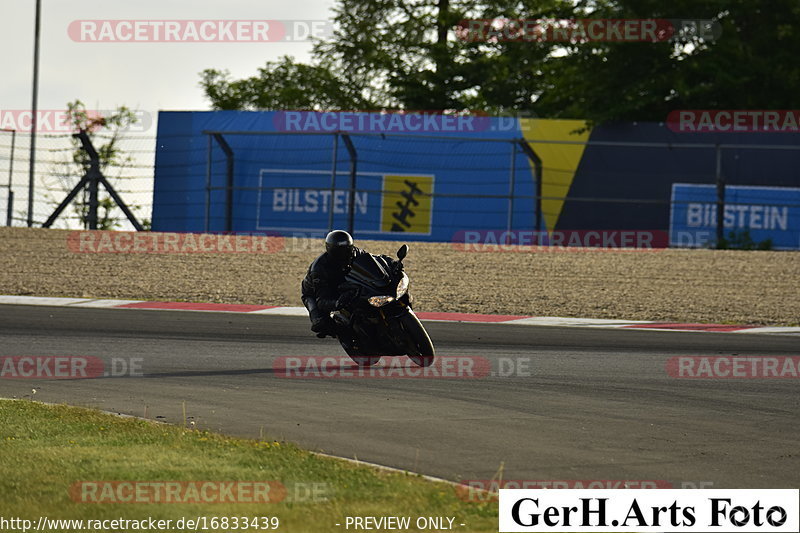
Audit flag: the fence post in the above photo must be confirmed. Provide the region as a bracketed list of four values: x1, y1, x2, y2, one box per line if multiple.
[212, 133, 234, 232]
[506, 141, 517, 242]
[6, 129, 15, 226]
[328, 133, 339, 232]
[340, 134, 357, 236]
[205, 134, 212, 232]
[6, 191, 13, 227]
[516, 139, 543, 234]
[87, 153, 100, 230]
[715, 144, 724, 247]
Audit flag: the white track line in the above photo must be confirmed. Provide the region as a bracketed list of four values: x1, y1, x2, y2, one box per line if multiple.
[71, 299, 144, 308]
[1, 295, 798, 335]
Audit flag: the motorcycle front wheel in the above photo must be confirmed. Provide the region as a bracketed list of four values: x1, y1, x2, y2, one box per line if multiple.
[349, 355, 382, 367]
[399, 310, 435, 367]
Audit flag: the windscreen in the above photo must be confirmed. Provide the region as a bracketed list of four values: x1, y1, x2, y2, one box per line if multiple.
[345, 253, 391, 289]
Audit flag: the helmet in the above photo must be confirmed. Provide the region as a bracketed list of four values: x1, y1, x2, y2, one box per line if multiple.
[325, 230, 355, 266]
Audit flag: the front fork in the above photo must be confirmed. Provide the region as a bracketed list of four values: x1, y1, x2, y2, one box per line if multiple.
[379, 298, 414, 347]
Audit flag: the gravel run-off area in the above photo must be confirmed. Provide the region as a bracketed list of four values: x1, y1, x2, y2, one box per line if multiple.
[0, 227, 798, 326]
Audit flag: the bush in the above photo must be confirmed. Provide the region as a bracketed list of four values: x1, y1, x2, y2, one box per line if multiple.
[716, 229, 773, 250]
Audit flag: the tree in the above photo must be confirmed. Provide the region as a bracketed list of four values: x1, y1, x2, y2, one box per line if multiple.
[533, 0, 800, 123]
[199, 0, 800, 122]
[200, 0, 573, 113]
[200, 56, 370, 110]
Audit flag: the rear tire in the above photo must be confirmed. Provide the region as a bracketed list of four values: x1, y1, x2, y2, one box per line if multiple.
[334, 312, 381, 366]
[339, 340, 382, 367]
[399, 310, 435, 367]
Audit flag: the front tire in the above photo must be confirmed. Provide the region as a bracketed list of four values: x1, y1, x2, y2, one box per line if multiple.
[399, 310, 435, 367]
[349, 355, 382, 367]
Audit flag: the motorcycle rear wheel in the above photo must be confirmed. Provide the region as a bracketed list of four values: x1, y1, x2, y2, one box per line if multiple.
[339, 341, 382, 367]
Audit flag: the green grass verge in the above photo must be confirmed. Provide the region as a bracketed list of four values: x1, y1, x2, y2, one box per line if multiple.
[0, 400, 496, 532]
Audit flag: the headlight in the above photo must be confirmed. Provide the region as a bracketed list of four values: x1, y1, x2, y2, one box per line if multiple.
[368, 295, 395, 307]
[396, 273, 409, 298]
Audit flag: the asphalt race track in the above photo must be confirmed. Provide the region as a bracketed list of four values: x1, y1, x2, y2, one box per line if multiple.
[1, 304, 798, 488]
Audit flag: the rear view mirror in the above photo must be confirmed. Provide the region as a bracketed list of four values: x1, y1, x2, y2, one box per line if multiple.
[397, 244, 408, 260]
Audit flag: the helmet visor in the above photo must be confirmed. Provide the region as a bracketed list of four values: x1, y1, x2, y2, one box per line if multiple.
[328, 244, 354, 265]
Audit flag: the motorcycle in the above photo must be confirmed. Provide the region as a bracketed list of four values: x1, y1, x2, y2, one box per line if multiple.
[332, 244, 435, 367]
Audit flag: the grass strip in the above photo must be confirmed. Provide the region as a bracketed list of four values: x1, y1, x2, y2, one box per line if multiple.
[0, 400, 496, 532]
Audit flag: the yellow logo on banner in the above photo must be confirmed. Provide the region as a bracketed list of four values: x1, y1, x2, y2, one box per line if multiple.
[380, 174, 434, 234]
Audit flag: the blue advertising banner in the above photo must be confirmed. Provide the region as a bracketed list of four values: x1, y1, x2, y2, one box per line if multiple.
[670, 184, 800, 249]
[154, 112, 800, 244]
[152, 111, 535, 242]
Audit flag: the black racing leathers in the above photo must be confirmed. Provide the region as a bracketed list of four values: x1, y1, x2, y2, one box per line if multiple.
[301, 247, 399, 332]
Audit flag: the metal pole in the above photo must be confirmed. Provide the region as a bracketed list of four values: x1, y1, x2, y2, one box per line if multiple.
[97, 174, 144, 231]
[715, 144, 724, 247]
[6, 129, 15, 226]
[328, 134, 338, 232]
[205, 134, 211, 232]
[516, 139, 543, 235]
[87, 149, 100, 230]
[42, 175, 90, 228]
[79, 129, 98, 229]
[340, 134, 357, 236]
[211, 133, 234, 232]
[6, 193, 13, 227]
[506, 141, 517, 242]
[27, 0, 42, 227]
[225, 146, 233, 232]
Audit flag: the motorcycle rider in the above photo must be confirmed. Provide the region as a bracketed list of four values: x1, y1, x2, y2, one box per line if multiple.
[301, 230, 402, 341]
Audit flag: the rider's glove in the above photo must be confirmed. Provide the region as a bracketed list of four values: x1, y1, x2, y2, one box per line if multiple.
[335, 289, 358, 310]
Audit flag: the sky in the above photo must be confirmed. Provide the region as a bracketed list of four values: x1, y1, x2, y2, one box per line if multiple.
[0, 0, 337, 227]
[1, 0, 336, 122]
